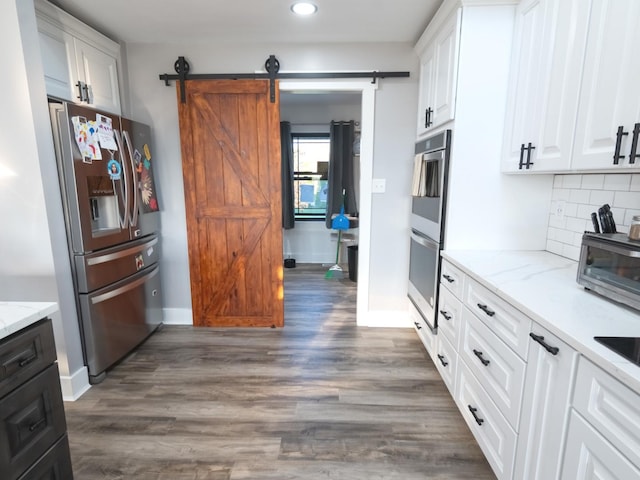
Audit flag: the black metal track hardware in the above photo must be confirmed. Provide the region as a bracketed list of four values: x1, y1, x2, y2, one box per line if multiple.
[160, 55, 411, 103]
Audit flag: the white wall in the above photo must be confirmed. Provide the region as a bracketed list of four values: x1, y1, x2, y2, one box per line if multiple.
[2, 0, 88, 399]
[123, 42, 418, 325]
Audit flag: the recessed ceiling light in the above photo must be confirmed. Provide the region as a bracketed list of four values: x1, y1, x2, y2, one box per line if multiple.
[291, 2, 318, 16]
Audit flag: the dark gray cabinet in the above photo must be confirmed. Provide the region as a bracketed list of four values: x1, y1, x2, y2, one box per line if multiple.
[0, 318, 73, 480]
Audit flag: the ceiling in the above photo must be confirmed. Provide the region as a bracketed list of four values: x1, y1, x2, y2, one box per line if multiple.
[47, 0, 443, 45]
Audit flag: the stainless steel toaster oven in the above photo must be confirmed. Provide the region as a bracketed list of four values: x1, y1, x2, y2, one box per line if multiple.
[577, 232, 640, 311]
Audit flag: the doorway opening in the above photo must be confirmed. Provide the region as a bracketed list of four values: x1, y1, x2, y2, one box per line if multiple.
[279, 80, 376, 326]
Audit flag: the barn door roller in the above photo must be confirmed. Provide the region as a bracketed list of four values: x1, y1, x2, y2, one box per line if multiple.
[159, 55, 410, 103]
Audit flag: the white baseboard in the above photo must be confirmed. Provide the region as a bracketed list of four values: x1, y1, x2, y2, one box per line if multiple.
[163, 308, 193, 325]
[357, 309, 411, 328]
[60, 366, 91, 401]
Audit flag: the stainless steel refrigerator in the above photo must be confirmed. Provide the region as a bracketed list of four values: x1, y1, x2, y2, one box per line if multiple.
[49, 101, 162, 383]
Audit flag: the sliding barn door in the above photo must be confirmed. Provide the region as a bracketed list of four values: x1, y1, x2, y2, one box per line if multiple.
[177, 80, 283, 327]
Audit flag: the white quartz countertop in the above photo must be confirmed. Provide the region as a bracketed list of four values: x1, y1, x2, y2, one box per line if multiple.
[442, 250, 640, 395]
[0, 302, 58, 341]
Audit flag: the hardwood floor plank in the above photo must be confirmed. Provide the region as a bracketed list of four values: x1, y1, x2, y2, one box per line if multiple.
[64, 264, 495, 479]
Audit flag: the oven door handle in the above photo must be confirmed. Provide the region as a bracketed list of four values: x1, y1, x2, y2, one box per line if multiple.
[411, 230, 439, 250]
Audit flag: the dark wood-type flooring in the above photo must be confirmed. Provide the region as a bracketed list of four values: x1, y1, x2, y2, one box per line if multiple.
[64, 264, 495, 479]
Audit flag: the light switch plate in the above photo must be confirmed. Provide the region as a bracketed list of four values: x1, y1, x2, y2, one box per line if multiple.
[372, 178, 386, 193]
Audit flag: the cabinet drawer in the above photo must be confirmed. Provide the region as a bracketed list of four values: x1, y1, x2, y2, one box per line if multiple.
[441, 260, 465, 298]
[457, 360, 516, 480]
[464, 278, 531, 359]
[0, 364, 67, 480]
[0, 319, 57, 399]
[460, 307, 526, 430]
[437, 286, 462, 348]
[17, 434, 73, 480]
[561, 410, 640, 480]
[434, 333, 458, 397]
[572, 357, 640, 468]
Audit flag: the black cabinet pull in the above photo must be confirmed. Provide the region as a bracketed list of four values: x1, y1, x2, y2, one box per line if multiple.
[425, 107, 433, 128]
[414, 322, 422, 330]
[437, 354, 449, 367]
[476, 303, 495, 317]
[28, 417, 46, 432]
[473, 349, 490, 366]
[18, 353, 37, 367]
[529, 332, 559, 355]
[525, 142, 535, 169]
[468, 405, 484, 425]
[442, 274, 455, 283]
[439, 310, 452, 321]
[519, 143, 536, 169]
[613, 125, 629, 164]
[76, 81, 85, 101]
[629, 123, 640, 164]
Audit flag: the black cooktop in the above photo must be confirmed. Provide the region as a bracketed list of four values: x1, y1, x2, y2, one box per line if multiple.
[594, 337, 640, 366]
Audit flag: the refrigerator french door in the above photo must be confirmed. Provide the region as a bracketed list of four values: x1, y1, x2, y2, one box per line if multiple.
[49, 101, 162, 383]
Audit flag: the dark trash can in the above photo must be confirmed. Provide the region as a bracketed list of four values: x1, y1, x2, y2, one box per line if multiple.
[347, 245, 358, 282]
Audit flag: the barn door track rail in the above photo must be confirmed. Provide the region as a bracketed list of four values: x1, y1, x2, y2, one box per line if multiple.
[159, 55, 411, 103]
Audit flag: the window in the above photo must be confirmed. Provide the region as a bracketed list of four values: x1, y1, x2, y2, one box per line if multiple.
[292, 134, 330, 219]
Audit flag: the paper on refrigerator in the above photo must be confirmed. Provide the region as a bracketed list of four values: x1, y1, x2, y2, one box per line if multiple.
[71, 116, 102, 162]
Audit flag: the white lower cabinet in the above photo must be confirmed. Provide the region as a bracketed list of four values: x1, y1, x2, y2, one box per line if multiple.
[433, 332, 457, 396]
[514, 325, 579, 480]
[460, 307, 526, 429]
[423, 260, 640, 479]
[561, 411, 640, 479]
[457, 360, 517, 479]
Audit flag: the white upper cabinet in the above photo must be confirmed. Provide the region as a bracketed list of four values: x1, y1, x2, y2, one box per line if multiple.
[502, 0, 640, 173]
[502, 0, 588, 173]
[415, 6, 461, 138]
[572, 0, 640, 171]
[35, 0, 122, 115]
[73, 38, 121, 113]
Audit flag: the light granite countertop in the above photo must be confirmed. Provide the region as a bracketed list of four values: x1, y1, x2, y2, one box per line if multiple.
[442, 250, 640, 395]
[0, 302, 58, 341]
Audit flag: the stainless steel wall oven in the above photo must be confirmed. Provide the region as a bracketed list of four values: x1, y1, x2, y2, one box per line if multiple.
[408, 130, 451, 332]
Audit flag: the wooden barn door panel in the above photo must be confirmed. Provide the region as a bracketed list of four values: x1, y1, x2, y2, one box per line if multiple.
[177, 80, 283, 327]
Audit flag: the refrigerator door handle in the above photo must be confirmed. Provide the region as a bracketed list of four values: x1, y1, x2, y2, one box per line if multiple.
[113, 130, 130, 229]
[91, 265, 159, 305]
[86, 237, 159, 266]
[122, 130, 139, 229]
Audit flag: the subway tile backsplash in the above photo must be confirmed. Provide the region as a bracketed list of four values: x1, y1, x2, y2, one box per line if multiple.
[547, 173, 640, 261]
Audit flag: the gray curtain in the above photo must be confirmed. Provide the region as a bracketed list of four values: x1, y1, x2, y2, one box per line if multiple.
[280, 122, 295, 229]
[325, 121, 357, 228]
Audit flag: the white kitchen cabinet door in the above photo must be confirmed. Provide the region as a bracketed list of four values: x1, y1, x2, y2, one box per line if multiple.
[502, 0, 588, 173]
[514, 325, 578, 480]
[416, 44, 435, 138]
[36, 17, 77, 102]
[415, 9, 460, 138]
[561, 411, 640, 480]
[74, 38, 121, 114]
[571, 0, 640, 171]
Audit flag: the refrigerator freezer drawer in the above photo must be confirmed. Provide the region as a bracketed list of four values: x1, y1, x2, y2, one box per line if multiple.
[78, 265, 162, 382]
[75, 234, 160, 292]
